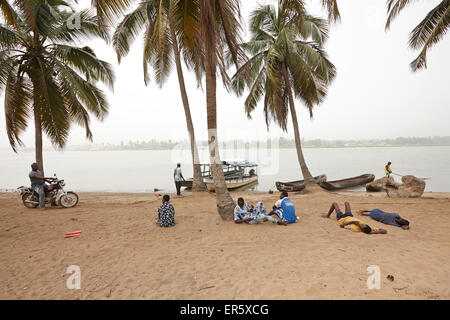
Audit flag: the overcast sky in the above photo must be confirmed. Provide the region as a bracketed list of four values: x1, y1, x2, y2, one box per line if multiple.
[0, 0, 449, 150]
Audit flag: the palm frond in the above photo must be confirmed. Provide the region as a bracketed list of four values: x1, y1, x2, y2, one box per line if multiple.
[51, 44, 115, 89]
[320, 0, 341, 23]
[0, 0, 18, 25]
[302, 14, 330, 45]
[58, 74, 93, 140]
[91, 0, 136, 27]
[32, 57, 70, 149]
[53, 59, 109, 120]
[13, 0, 38, 33]
[4, 65, 32, 151]
[112, 2, 148, 62]
[408, 1, 449, 70]
[50, 9, 110, 44]
[0, 24, 25, 49]
[385, 0, 419, 30]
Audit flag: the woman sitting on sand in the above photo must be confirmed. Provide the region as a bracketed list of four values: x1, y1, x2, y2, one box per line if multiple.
[322, 202, 387, 235]
[157, 195, 175, 227]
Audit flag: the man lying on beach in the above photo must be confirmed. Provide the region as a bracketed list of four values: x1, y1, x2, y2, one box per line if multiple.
[234, 198, 287, 225]
[268, 191, 298, 224]
[157, 195, 175, 227]
[357, 209, 410, 230]
[322, 202, 387, 234]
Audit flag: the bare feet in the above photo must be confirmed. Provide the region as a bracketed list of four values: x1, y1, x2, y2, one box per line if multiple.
[321, 214, 329, 218]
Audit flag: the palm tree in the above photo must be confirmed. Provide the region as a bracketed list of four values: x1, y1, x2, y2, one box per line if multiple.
[170, 0, 246, 219]
[92, 0, 243, 219]
[231, 3, 336, 187]
[385, 0, 450, 71]
[112, 0, 206, 192]
[0, 1, 114, 175]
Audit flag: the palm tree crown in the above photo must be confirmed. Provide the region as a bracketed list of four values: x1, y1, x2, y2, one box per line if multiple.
[232, 4, 336, 129]
[1, 1, 114, 151]
[231, 3, 336, 185]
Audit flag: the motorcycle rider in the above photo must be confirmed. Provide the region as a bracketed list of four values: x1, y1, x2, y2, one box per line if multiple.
[29, 163, 53, 210]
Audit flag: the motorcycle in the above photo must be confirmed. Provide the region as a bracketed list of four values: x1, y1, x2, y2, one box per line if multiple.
[18, 174, 79, 209]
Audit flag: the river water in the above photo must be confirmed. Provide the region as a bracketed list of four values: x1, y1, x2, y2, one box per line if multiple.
[1, 146, 449, 192]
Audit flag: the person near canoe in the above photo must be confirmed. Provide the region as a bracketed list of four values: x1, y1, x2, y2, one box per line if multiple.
[357, 209, 410, 230]
[234, 198, 287, 225]
[173, 163, 185, 196]
[385, 162, 392, 178]
[157, 195, 175, 227]
[322, 202, 387, 234]
[269, 191, 298, 224]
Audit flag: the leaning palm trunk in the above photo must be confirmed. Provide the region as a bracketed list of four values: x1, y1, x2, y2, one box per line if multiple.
[205, 66, 235, 220]
[281, 63, 314, 185]
[170, 28, 206, 192]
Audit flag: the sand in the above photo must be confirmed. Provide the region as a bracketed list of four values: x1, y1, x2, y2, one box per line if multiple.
[1, 189, 449, 300]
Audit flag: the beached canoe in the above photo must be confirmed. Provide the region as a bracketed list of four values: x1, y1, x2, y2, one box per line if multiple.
[319, 174, 375, 191]
[275, 175, 327, 192]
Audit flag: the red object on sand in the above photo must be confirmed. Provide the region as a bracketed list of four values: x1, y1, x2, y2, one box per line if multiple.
[155, 193, 161, 197]
[65, 230, 82, 238]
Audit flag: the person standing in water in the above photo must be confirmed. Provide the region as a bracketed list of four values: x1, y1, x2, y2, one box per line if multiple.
[173, 163, 185, 196]
[385, 161, 392, 178]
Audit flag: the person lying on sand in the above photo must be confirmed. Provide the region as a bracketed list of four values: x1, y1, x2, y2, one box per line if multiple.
[268, 191, 298, 224]
[322, 202, 387, 234]
[157, 195, 175, 227]
[357, 209, 410, 230]
[234, 198, 287, 225]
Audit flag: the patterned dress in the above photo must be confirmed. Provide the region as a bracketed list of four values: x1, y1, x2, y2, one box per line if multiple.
[157, 202, 175, 227]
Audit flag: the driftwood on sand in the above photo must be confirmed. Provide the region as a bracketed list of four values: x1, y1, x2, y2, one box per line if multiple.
[366, 175, 426, 198]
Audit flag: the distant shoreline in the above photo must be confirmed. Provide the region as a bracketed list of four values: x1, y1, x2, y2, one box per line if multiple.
[4, 143, 450, 152]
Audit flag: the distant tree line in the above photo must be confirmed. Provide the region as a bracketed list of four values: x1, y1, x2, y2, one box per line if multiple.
[32, 136, 450, 151]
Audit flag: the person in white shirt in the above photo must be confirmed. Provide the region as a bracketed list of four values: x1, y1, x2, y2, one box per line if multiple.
[173, 163, 185, 196]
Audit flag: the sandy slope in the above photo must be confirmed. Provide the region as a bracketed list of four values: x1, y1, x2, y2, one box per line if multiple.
[1, 190, 449, 300]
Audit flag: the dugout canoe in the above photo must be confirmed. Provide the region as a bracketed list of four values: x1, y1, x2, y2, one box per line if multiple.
[275, 175, 327, 192]
[319, 174, 375, 191]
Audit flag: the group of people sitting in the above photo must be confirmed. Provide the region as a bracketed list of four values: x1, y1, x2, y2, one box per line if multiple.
[233, 191, 296, 226]
[156, 190, 410, 234]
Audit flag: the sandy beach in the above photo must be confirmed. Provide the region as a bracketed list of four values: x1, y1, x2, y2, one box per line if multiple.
[1, 190, 449, 300]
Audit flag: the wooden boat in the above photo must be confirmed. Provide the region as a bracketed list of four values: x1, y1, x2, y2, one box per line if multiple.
[319, 174, 375, 191]
[275, 175, 327, 192]
[204, 175, 258, 192]
[181, 163, 244, 188]
[202, 161, 259, 192]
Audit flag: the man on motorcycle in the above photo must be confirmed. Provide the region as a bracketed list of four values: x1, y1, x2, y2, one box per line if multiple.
[29, 163, 53, 210]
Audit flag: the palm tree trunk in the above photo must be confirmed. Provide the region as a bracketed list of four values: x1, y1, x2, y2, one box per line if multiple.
[170, 27, 206, 192]
[281, 63, 314, 185]
[31, 30, 44, 175]
[205, 63, 235, 220]
[33, 104, 44, 176]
